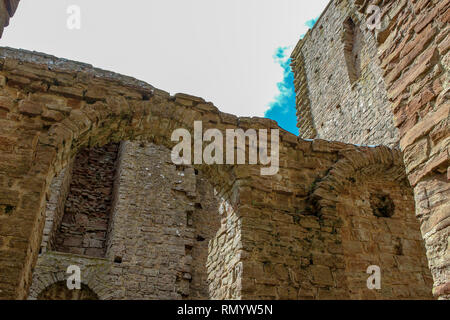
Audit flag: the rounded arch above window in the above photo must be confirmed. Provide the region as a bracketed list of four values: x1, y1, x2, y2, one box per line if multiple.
[37, 281, 99, 300]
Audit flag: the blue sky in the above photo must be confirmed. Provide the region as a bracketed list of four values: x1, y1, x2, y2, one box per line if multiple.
[264, 17, 318, 135]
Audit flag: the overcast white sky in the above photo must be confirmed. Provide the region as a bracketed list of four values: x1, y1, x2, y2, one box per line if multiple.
[0, 0, 329, 117]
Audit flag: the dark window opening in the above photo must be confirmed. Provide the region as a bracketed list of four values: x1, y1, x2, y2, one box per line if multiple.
[370, 193, 395, 218]
[196, 235, 206, 242]
[52, 142, 120, 258]
[37, 281, 99, 300]
[343, 17, 363, 85]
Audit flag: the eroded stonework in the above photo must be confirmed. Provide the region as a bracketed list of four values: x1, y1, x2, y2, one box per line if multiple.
[291, 0, 449, 299]
[0, 0, 448, 300]
[29, 142, 225, 300]
[0, 46, 435, 300]
[54, 143, 119, 257]
[291, 0, 400, 147]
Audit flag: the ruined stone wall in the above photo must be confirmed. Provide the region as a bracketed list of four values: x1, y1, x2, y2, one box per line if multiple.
[53, 143, 119, 257]
[291, 0, 449, 300]
[239, 140, 432, 300]
[105, 141, 225, 300]
[39, 161, 73, 254]
[374, 0, 449, 299]
[0, 47, 434, 300]
[291, 0, 400, 147]
[338, 176, 432, 299]
[30, 142, 226, 300]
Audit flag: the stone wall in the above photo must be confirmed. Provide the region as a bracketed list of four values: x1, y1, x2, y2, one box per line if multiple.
[291, 0, 400, 147]
[105, 141, 226, 299]
[29, 142, 229, 300]
[28, 251, 114, 300]
[0, 47, 434, 300]
[39, 161, 73, 254]
[53, 143, 119, 257]
[239, 142, 432, 300]
[335, 170, 432, 299]
[31, 136, 433, 300]
[373, 0, 449, 299]
[291, 0, 449, 300]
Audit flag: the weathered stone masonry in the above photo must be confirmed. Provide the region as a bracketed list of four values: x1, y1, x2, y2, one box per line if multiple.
[291, 0, 400, 147]
[0, 0, 20, 39]
[292, 0, 449, 299]
[0, 0, 448, 300]
[375, 0, 449, 299]
[54, 143, 119, 257]
[29, 142, 224, 300]
[0, 46, 433, 299]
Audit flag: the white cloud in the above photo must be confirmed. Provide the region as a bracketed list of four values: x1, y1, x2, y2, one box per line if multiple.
[1, 0, 329, 117]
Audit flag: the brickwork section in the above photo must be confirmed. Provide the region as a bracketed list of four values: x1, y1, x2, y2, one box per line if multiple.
[30, 142, 226, 300]
[53, 143, 119, 258]
[374, 0, 449, 299]
[28, 251, 113, 300]
[335, 173, 432, 299]
[190, 174, 222, 299]
[105, 142, 225, 299]
[291, 0, 400, 147]
[0, 47, 433, 299]
[291, 52, 316, 139]
[240, 143, 432, 300]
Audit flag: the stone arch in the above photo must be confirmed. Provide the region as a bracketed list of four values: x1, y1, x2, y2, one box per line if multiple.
[27, 256, 114, 300]
[35, 281, 98, 300]
[0, 47, 287, 299]
[310, 146, 405, 213]
[310, 146, 433, 299]
[342, 15, 363, 85]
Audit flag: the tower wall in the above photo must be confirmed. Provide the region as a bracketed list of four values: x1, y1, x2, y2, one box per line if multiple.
[291, 0, 400, 147]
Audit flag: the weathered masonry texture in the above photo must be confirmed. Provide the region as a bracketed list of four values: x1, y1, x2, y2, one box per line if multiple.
[0, 0, 20, 38]
[0, 47, 433, 300]
[375, 0, 449, 300]
[29, 142, 225, 300]
[54, 143, 119, 257]
[292, 0, 449, 299]
[291, 0, 400, 147]
[0, 0, 448, 300]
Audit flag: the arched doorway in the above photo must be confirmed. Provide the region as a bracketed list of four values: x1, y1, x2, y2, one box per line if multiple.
[37, 281, 98, 300]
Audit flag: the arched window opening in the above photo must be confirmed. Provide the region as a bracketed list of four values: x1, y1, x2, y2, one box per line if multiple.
[370, 192, 395, 218]
[37, 281, 98, 300]
[52, 142, 120, 257]
[343, 17, 363, 85]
